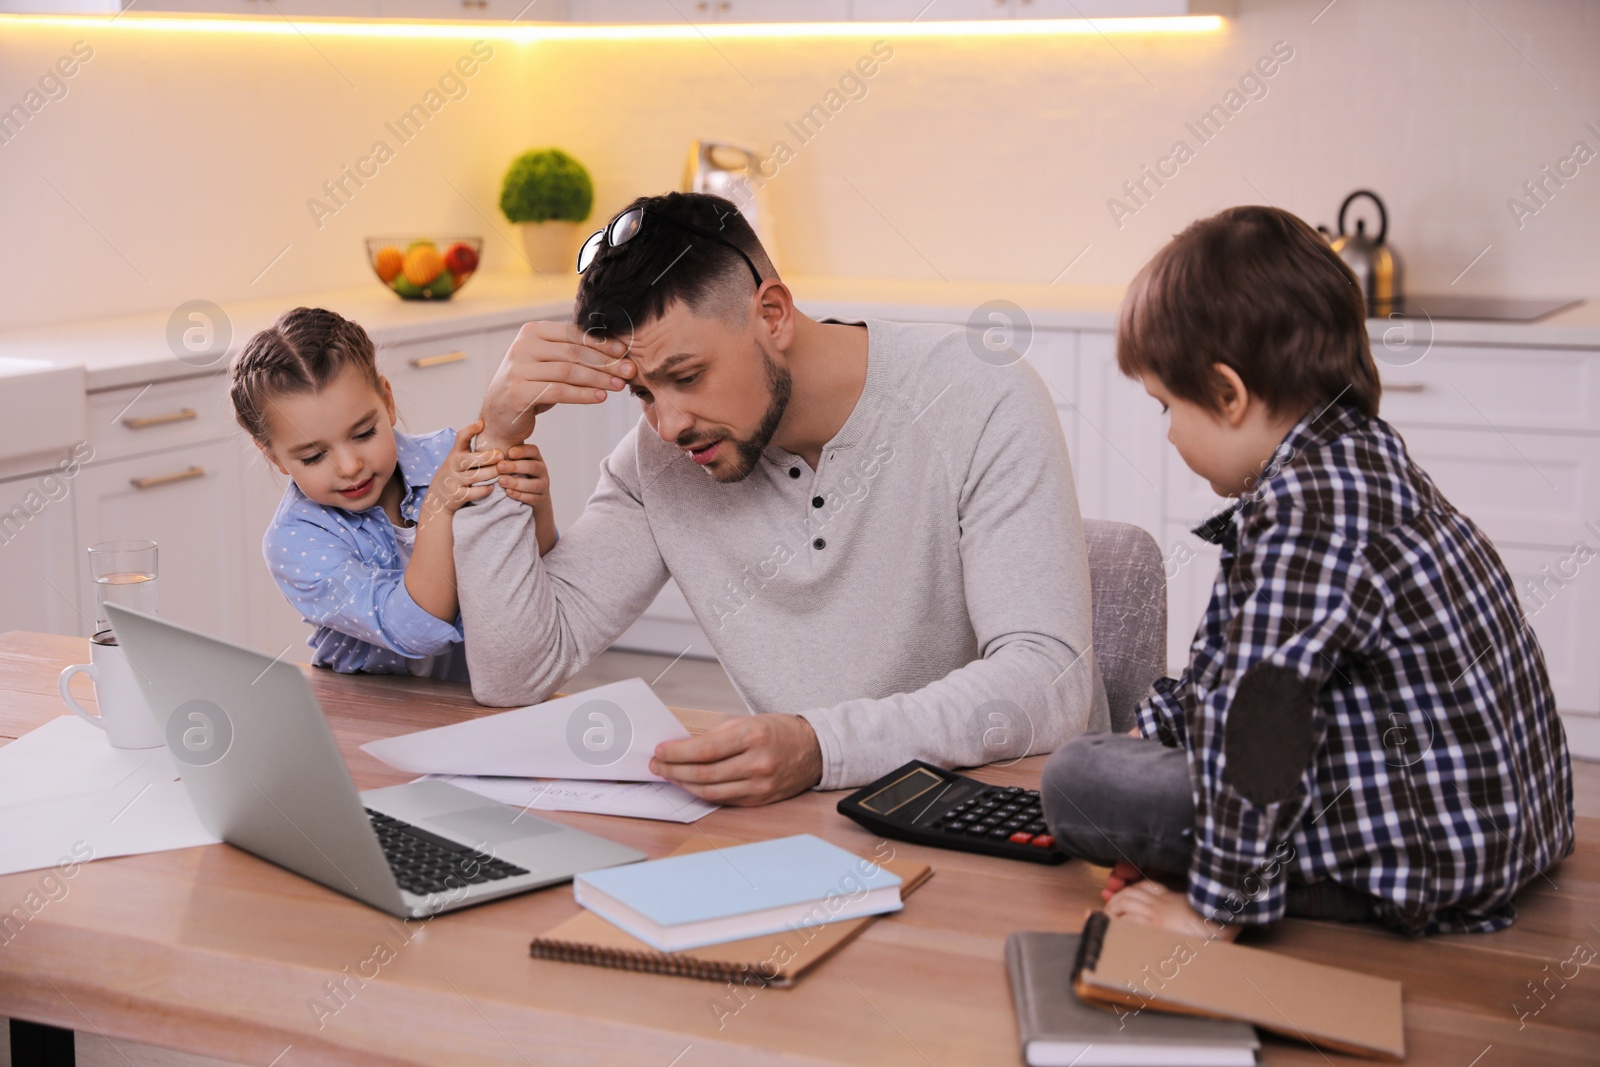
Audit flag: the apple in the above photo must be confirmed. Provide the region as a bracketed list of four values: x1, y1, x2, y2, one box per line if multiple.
[444, 242, 479, 276]
[421, 271, 455, 299]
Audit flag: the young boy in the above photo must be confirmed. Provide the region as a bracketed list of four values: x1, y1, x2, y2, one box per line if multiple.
[1042, 205, 1574, 937]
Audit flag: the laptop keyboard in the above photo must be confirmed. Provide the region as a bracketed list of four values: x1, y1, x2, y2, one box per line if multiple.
[365, 808, 530, 897]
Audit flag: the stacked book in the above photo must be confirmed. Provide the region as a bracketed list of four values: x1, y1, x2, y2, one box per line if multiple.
[1007, 913, 1406, 1065]
[532, 833, 931, 987]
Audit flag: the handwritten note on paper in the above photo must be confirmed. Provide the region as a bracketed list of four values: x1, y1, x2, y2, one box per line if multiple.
[419, 774, 718, 824]
[360, 678, 691, 782]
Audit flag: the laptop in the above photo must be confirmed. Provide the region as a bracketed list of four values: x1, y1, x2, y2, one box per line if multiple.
[106, 604, 646, 919]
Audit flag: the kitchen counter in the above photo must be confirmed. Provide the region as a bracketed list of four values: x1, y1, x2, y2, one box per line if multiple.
[0, 274, 579, 394]
[2, 273, 1595, 395]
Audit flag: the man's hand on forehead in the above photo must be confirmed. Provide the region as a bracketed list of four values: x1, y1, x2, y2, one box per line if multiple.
[476, 319, 638, 451]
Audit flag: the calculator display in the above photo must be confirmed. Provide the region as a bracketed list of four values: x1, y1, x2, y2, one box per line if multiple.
[858, 767, 944, 815]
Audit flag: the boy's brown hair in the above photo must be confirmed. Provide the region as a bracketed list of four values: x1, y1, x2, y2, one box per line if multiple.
[229, 307, 385, 446]
[1117, 205, 1381, 419]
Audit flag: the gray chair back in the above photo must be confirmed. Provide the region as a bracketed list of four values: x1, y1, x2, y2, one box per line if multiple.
[1082, 519, 1169, 733]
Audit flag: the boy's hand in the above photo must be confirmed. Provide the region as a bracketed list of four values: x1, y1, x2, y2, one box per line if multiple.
[1105, 880, 1240, 942]
[496, 443, 549, 509]
[423, 420, 499, 518]
[1102, 860, 1147, 902]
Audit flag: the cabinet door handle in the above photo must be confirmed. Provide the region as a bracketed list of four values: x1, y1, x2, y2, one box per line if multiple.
[1386, 382, 1427, 394]
[130, 466, 206, 491]
[410, 350, 468, 369]
[122, 408, 198, 430]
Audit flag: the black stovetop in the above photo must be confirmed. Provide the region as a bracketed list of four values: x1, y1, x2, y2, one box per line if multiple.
[1384, 294, 1584, 323]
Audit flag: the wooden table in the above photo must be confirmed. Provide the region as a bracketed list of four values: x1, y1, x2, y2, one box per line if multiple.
[1, 632, 1596, 1066]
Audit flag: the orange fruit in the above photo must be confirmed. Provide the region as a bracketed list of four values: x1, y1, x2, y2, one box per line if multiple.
[373, 246, 403, 283]
[402, 245, 444, 286]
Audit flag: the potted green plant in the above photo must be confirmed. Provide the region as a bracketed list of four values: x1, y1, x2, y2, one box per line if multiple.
[499, 147, 594, 275]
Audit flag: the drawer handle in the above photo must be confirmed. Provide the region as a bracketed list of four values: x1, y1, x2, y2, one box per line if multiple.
[130, 466, 205, 490]
[410, 351, 467, 369]
[122, 408, 198, 430]
[1386, 382, 1427, 394]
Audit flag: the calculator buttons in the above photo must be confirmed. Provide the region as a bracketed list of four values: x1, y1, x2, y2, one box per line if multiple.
[838, 760, 1066, 865]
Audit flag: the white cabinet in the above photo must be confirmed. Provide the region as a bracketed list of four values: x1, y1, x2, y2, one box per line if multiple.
[1396, 428, 1600, 550]
[73, 439, 248, 642]
[601, 388, 718, 659]
[379, 333, 491, 439]
[12, 298, 1596, 750]
[240, 440, 312, 662]
[1073, 331, 1167, 535]
[1160, 521, 1219, 673]
[0, 459, 83, 637]
[1501, 544, 1600, 715]
[1374, 348, 1600, 727]
[479, 323, 618, 538]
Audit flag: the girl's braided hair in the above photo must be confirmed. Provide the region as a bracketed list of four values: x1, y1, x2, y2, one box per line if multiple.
[229, 307, 384, 446]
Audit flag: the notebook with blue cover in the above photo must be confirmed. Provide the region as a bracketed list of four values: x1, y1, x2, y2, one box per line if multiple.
[573, 833, 904, 952]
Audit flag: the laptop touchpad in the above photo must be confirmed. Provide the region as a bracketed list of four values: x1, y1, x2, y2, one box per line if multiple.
[428, 805, 561, 845]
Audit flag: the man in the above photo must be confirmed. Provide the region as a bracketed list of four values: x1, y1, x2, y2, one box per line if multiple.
[458, 190, 1108, 806]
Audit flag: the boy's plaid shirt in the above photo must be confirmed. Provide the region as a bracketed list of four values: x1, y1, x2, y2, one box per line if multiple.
[1137, 400, 1574, 934]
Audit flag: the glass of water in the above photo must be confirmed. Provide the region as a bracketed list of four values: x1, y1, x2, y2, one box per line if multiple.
[89, 539, 159, 641]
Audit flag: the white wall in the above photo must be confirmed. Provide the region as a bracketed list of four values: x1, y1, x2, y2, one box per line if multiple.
[0, 0, 1597, 333]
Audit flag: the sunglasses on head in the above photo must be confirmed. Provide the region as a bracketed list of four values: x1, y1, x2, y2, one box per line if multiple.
[576, 206, 764, 289]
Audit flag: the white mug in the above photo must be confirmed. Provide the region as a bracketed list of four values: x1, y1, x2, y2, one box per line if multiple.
[58, 635, 163, 749]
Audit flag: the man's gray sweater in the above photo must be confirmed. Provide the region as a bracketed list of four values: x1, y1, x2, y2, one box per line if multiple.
[454, 317, 1108, 790]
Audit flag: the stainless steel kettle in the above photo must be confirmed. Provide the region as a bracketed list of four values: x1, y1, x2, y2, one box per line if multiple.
[1327, 190, 1401, 317]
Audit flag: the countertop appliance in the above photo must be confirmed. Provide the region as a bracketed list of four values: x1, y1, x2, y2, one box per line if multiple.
[683, 139, 778, 270]
[1327, 189, 1402, 317]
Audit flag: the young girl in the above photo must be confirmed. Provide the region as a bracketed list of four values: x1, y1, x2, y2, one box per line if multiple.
[230, 306, 557, 679]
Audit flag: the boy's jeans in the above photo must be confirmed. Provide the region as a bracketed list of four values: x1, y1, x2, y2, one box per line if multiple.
[1040, 733, 1376, 924]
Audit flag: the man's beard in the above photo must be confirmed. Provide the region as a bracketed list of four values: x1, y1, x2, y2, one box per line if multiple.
[690, 346, 792, 484]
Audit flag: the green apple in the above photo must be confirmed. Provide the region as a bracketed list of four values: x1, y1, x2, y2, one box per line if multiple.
[422, 271, 455, 299]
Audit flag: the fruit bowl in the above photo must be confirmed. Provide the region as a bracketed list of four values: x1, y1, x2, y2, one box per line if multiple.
[365, 237, 481, 300]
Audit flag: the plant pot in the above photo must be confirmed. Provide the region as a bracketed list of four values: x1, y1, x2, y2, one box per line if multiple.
[519, 221, 587, 276]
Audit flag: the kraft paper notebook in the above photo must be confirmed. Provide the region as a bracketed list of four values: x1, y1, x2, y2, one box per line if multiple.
[530, 837, 932, 987]
[1007, 931, 1260, 1066]
[1071, 912, 1405, 1061]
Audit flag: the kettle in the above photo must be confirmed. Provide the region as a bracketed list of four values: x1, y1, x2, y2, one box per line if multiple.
[682, 140, 779, 271]
[1325, 190, 1401, 317]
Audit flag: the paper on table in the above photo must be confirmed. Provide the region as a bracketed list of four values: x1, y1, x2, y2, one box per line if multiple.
[418, 774, 718, 823]
[360, 678, 691, 782]
[0, 716, 219, 877]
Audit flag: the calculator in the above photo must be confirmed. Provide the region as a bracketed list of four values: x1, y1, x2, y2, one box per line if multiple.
[836, 760, 1065, 864]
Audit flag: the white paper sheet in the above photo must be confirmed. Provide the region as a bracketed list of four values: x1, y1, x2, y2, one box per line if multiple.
[0, 716, 219, 877]
[360, 678, 692, 781]
[418, 774, 718, 823]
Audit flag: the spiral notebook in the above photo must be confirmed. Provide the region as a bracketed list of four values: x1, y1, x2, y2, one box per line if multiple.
[530, 837, 932, 987]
